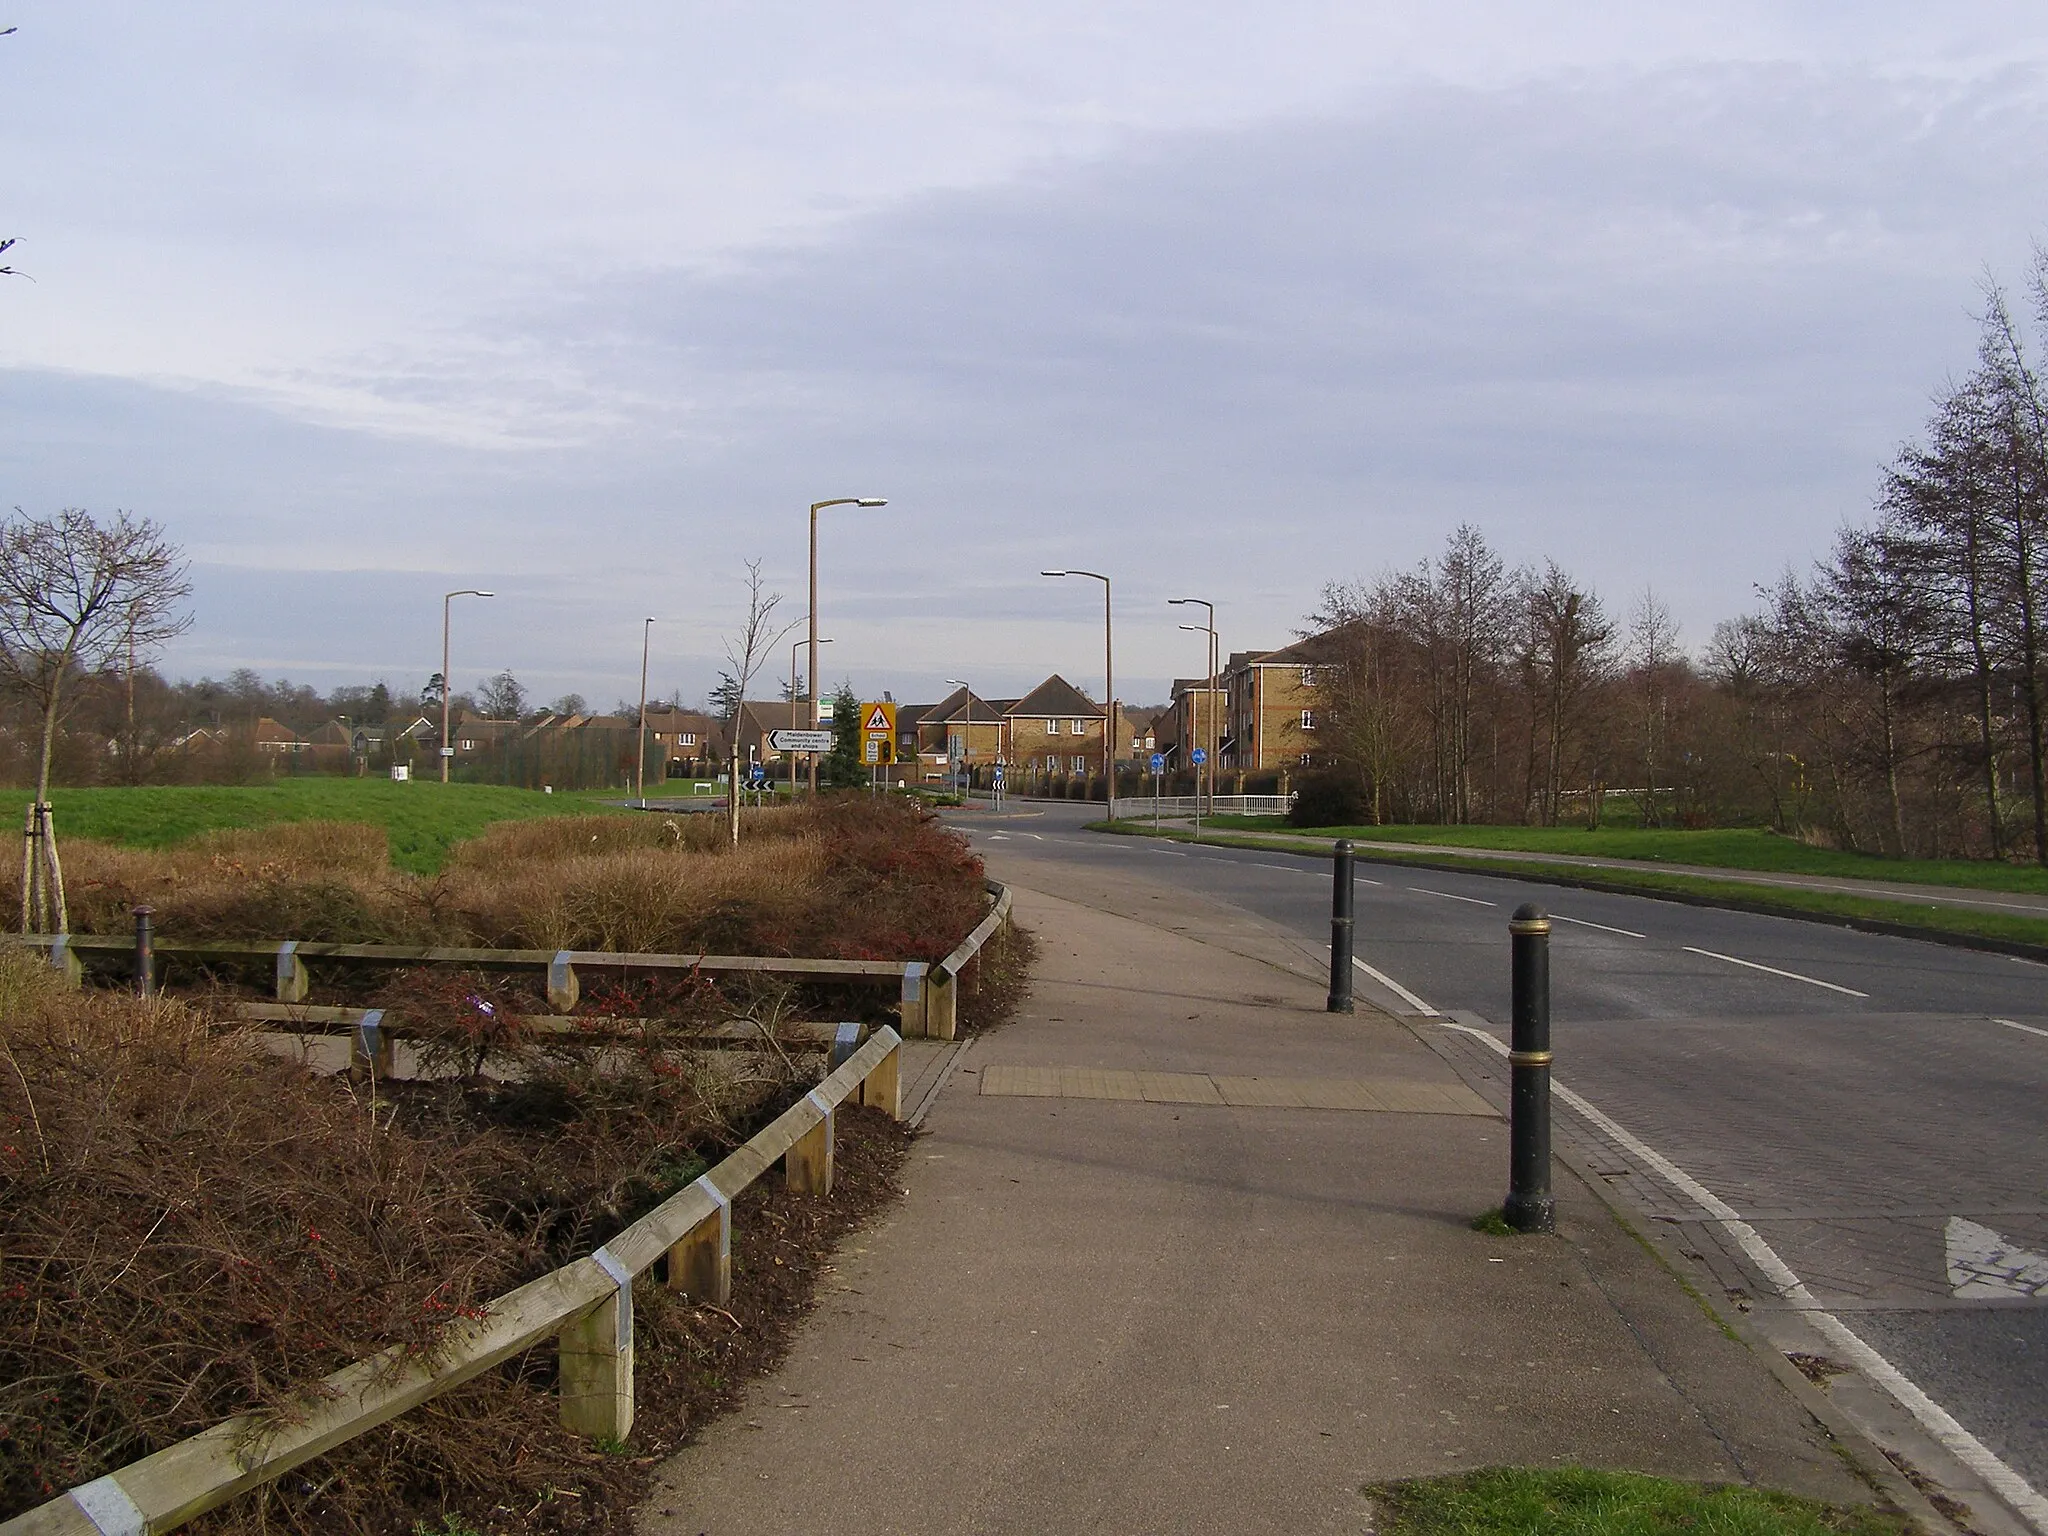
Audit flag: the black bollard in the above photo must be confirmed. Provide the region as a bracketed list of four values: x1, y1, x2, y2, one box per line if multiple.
[132, 904, 156, 998]
[1327, 840, 1355, 1013]
[1504, 902, 1554, 1232]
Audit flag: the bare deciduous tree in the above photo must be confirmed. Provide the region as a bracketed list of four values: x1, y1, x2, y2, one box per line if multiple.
[719, 560, 799, 848]
[0, 508, 191, 929]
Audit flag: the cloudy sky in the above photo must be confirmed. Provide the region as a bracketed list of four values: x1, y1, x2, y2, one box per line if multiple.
[5, 3, 2048, 710]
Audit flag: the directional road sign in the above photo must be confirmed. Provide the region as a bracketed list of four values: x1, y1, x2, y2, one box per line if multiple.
[769, 728, 834, 753]
[1190, 747, 1207, 766]
[747, 762, 766, 785]
[1149, 752, 1165, 774]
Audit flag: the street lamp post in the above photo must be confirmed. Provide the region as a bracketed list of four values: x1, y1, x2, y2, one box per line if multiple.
[1042, 570, 1115, 821]
[440, 588, 495, 784]
[945, 677, 972, 800]
[1170, 598, 1217, 817]
[791, 635, 833, 797]
[635, 616, 656, 807]
[808, 497, 888, 793]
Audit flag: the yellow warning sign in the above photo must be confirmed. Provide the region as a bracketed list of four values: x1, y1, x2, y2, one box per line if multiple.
[861, 701, 897, 735]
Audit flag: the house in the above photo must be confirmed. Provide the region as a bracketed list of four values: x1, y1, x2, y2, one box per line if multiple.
[250, 718, 307, 756]
[916, 687, 1014, 777]
[1003, 675, 1113, 778]
[1164, 679, 1226, 770]
[638, 704, 722, 775]
[1219, 631, 1348, 771]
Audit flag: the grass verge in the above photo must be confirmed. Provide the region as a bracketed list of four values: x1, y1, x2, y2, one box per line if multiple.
[1363, 1467, 1912, 1536]
[1200, 816, 2048, 897]
[1091, 821, 2048, 955]
[37, 781, 631, 874]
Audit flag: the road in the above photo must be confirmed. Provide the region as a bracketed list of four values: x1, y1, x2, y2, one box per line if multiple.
[951, 802, 2048, 1534]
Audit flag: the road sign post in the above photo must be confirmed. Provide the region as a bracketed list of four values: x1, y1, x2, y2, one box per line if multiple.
[1149, 752, 1164, 828]
[1190, 747, 1207, 839]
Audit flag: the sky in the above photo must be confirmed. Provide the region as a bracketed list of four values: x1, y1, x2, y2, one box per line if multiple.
[5, 3, 2048, 711]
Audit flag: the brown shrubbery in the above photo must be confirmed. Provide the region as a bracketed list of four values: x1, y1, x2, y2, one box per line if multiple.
[36, 795, 988, 963]
[0, 796, 993, 1529]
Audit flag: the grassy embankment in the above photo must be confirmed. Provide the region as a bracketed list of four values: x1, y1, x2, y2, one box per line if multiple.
[1098, 819, 2048, 950]
[1366, 1468, 1911, 1536]
[34, 779, 631, 873]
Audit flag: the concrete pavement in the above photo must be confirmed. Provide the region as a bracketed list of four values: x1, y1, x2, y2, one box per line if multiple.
[641, 851, 1880, 1534]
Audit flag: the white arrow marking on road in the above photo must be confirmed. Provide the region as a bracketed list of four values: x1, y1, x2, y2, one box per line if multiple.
[1946, 1217, 2048, 1299]
[1681, 946, 1869, 998]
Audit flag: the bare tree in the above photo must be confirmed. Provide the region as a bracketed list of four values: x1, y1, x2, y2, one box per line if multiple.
[475, 669, 527, 720]
[1625, 588, 1681, 826]
[719, 560, 799, 848]
[0, 508, 190, 929]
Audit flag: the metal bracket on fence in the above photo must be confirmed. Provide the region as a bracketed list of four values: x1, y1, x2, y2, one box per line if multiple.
[46, 932, 78, 985]
[692, 1175, 732, 1263]
[275, 940, 309, 1004]
[591, 1246, 634, 1348]
[805, 1087, 834, 1121]
[830, 1021, 862, 1070]
[900, 961, 924, 1003]
[354, 1010, 386, 1074]
[67, 1475, 147, 1536]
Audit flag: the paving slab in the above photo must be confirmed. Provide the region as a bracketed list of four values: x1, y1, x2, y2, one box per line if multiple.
[640, 855, 1876, 1535]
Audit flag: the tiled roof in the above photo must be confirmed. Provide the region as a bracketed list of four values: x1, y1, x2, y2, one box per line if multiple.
[1008, 674, 1101, 718]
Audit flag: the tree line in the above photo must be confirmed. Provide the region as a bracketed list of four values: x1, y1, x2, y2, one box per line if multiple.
[1307, 253, 2048, 864]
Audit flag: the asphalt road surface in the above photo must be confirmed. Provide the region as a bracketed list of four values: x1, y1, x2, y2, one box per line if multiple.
[953, 802, 2048, 1531]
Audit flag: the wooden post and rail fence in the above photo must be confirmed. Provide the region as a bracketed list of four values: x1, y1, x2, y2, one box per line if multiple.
[0, 884, 1014, 1535]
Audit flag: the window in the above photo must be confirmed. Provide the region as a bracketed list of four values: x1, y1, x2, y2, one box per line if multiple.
[679, 732, 697, 747]
[1072, 755, 1089, 774]
[1066, 718, 1082, 735]
[1300, 666, 1317, 686]
[1301, 709, 1316, 730]
[1300, 751, 1315, 766]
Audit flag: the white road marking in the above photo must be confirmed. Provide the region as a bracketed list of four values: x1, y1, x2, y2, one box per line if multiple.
[1550, 914, 1647, 939]
[1946, 1217, 2048, 1299]
[1024, 833, 1045, 841]
[1681, 946, 1868, 998]
[1408, 887, 1497, 907]
[1253, 862, 1309, 873]
[1433, 1016, 2048, 1533]
[1349, 955, 1439, 1016]
[1992, 1017, 2048, 1039]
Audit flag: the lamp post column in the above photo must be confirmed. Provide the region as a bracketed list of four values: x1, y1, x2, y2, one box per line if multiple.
[635, 617, 655, 807]
[440, 588, 494, 784]
[807, 497, 887, 794]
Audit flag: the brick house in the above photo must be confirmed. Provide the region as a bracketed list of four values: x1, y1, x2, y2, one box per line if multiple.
[1219, 631, 1348, 772]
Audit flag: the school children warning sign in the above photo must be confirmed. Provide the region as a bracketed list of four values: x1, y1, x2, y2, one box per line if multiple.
[861, 701, 897, 765]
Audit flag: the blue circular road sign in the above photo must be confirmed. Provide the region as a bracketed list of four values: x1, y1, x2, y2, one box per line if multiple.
[1190, 747, 1207, 766]
[1149, 753, 1165, 773]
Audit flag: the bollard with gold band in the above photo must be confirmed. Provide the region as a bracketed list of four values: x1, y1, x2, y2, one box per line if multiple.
[1327, 839, 1355, 1013]
[1504, 902, 1554, 1234]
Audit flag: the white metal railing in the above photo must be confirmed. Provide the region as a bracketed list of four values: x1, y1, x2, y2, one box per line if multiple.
[1108, 794, 1294, 818]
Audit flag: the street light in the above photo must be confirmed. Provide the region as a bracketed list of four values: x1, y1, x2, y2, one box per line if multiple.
[809, 497, 888, 792]
[792, 634, 833, 797]
[635, 617, 656, 808]
[1041, 569, 1115, 820]
[440, 588, 495, 783]
[1170, 597, 1217, 817]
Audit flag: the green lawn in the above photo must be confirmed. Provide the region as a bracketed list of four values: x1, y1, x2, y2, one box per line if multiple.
[33, 781, 633, 873]
[1365, 1468, 1908, 1536]
[1200, 817, 2048, 897]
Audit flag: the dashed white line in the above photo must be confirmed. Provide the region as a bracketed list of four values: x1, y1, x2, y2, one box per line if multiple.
[1550, 914, 1647, 939]
[1681, 946, 1869, 998]
[1408, 887, 1497, 907]
[1433, 1015, 2048, 1533]
[1349, 955, 1438, 1016]
[1992, 1017, 2048, 1039]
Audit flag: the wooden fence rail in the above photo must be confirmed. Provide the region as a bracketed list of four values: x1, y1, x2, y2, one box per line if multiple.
[1, 1027, 906, 1536]
[1, 880, 1013, 1041]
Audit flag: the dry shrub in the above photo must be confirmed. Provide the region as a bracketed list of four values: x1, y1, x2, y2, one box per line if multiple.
[0, 950, 799, 1528]
[445, 835, 829, 955]
[39, 820, 422, 944]
[785, 794, 989, 961]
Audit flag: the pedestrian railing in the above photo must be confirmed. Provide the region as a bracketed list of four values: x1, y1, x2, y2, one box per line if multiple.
[1108, 794, 1294, 818]
[4, 882, 1013, 1043]
[0, 1026, 907, 1536]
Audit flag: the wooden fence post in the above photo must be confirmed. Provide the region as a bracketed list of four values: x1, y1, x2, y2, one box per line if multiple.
[786, 1090, 834, 1195]
[925, 964, 957, 1041]
[547, 951, 579, 1013]
[274, 941, 309, 1004]
[665, 1178, 731, 1305]
[860, 1040, 901, 1119]
[558, 1248, 634, 1442]
[897, 962, 927, 1038]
